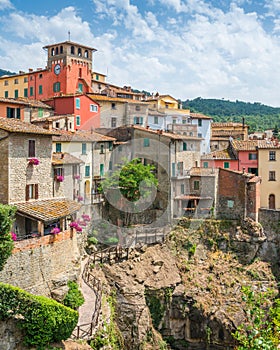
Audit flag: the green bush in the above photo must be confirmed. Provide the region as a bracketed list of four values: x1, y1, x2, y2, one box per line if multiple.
[63, 280, 85, 310]
[0, 204, 16, 271]
[0, 283, 78, 347]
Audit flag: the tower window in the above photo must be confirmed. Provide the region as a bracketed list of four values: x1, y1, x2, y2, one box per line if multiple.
[60, 45, 63, 54]
[78, 48, 82, 57]
[55, 47, 59, 55]
[71, 46, 75, 55]
[85, 50, 88, 58]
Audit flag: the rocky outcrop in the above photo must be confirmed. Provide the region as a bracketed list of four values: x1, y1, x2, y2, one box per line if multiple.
[98, 219, 278, 349]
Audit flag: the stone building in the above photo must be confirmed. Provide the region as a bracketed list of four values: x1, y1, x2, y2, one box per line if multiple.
[52, 129, 116, 217]
[217, 168, 261, 221]
[88, 94, 149, 128]
[0, 117, 81, 239]
[258, 139, 280, 209]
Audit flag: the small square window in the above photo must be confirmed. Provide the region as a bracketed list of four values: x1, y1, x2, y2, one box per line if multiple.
[194, 180, 199, 190]
[224, 162, 230, 169]
[144, 138, 150, 147]
[227, 200, 234, 208]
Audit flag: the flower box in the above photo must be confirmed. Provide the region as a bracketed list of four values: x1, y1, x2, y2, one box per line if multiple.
[56, 175, 64, 182]
[28, 158, 40, 166]
[74, 174, 81, 180]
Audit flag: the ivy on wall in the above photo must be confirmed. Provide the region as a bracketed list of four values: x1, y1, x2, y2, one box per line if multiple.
[0, 282, 78, 347]
[0, 204, 16, 271]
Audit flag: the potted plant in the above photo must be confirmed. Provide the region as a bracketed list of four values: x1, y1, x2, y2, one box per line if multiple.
[56, 175, 64, 182]
[28, 157, 40, 166]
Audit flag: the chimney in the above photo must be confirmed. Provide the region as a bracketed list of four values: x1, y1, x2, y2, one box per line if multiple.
[29, 68, 33, 72]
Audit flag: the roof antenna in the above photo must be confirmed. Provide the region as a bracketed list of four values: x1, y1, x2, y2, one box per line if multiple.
[68, 30, 71, 41]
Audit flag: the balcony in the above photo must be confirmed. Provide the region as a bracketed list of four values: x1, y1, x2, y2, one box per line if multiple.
[171, 170, 190, 179]
[91, 193, 104, 204]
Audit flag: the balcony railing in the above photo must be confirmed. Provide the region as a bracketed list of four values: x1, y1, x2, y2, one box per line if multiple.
[171, 170, 190, 179]
[91, 193, 104, 204]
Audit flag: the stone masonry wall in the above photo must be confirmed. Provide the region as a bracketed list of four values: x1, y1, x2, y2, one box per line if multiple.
[9, 134, 53, 203]
[0, 230, 81, 297]
[0, 131, 9, 204]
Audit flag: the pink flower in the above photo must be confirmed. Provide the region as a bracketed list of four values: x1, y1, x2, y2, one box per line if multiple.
[10, 232, 17, 241]
[81, 214, 91, 222]
[29, 158, 40, 165]
[77, 196, 83, 202]
[51, 227, 60, 235]
[74, 174, 80, 180]
[69, 221, 82, 232]
[56, 175, 64, 182]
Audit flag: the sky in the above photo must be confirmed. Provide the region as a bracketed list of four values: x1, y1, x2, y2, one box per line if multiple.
[1, 0, 280, 106]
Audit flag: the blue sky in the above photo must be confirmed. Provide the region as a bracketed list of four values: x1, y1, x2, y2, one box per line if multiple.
[1, 0, 280, 106]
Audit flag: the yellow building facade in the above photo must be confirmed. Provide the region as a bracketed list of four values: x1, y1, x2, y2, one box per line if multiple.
[258, 140, 280, 209]
[0, 72, 29, 99]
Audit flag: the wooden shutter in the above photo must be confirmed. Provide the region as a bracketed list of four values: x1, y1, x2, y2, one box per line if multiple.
[26, 185, 29, 201]
[35, 184, 39, 199]
[28, 140, 35, 157]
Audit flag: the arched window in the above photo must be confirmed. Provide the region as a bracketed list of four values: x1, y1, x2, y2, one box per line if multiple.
[71, 46, 75, 55]
[51, 48, 55, 56]
[55, 47, 59, 55]
[78, 48, 82, 57]
[60, 46, 63, 54]
[84, 50, 88, 58]
[269, 194, 275, 209]
[84, 180, 90, 198]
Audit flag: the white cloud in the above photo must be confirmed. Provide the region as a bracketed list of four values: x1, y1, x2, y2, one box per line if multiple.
[1, 1, 280, 105]
[0, 0, 12, 10]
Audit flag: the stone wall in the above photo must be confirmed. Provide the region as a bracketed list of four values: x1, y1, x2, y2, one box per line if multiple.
[9, 134, 53, 203]
[0, 230, 82, 297]
[0, 131, 9, 204]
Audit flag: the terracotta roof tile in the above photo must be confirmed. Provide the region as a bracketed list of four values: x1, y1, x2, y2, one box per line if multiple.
[132, 125, 201, 140]
[257, 139, 280, 149]
[201, 149, 236, 160]
[52, 152, 84, 165]
[53, 129, 116, 142]
[88, 94, 148, 104]
[0, 97, 52, 109]
[230, 140, 258, 151]
[15, 198, 81, 222]
[0, 117, 60, 135]
[189, 167, 218, 176]
[190, 112, 212, 120]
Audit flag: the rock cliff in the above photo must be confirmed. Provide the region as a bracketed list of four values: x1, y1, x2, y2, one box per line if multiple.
[97, 218, 278, 349]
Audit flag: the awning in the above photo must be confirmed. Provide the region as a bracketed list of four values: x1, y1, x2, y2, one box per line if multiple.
[15, 198, 81, 222]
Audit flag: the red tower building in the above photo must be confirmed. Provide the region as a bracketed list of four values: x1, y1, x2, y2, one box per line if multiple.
[28, 41, 97, 100]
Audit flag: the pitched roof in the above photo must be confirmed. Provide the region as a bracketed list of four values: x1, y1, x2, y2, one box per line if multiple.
[201, 149, 236, 160]
[230, 140, 258, 151]
[0, 117, 60, 135]
[52, 152, 84, 165]
[189, 167, 218, 176]
[257, 139, 280, 149]
[52, 129, 116, 142]
[132, 125, 202, 140]
[88, 94, 148, 104]
[32, 114, 74, 123]
[190, 112, 212, 120]
[0, 97, 52, 109]
[212, 122, 247, 127]
[15, 198, 81, 222]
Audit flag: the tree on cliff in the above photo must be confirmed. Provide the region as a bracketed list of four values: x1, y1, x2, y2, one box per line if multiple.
[0, 204, 16, 271]
[100, 158, 158, 226]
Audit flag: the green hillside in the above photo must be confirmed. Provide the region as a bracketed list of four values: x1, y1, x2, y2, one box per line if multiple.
[183, 97, 280, 132]
[0, 69, 15, 76]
